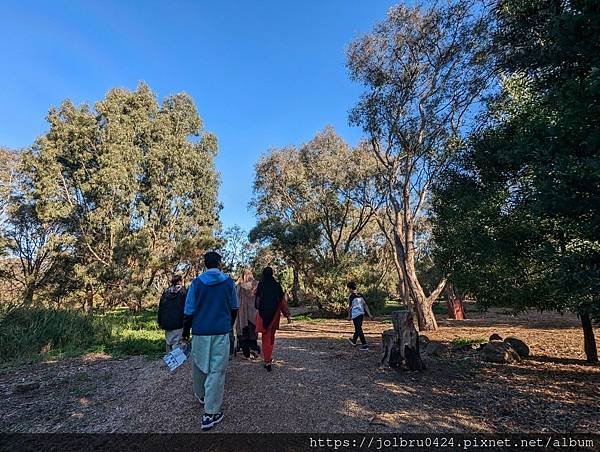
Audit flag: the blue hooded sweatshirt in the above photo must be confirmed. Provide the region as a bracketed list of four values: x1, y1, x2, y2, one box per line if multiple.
[184, 269, 239, 336]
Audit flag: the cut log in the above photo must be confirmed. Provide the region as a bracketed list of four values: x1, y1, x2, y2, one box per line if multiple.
[380, 310, 425, 371]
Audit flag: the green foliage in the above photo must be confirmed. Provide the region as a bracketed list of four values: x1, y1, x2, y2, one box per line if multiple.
[0, 307, 165, 365]
[250, 127, 387, 314]
[373, 299, 402, 316]
[432, 302, 447, 315]
[3, 83, 220, 309]
[0, 307, 111, 363]
[218, 225, 256, 275]
[362, 287, 387, 314]
[345, 0, 494, 329]
[432, 1, 600, 326]
[98, 308, 164, 358]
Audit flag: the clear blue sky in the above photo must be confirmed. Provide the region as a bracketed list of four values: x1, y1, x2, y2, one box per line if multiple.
[0, 0, 397, 231]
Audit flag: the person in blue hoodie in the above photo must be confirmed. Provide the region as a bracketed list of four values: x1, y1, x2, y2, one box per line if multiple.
[182, 251, 238, 431]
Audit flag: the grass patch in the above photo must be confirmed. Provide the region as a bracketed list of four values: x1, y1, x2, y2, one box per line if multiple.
[291, 314, 328, 323]
[0, 306, 165, 366]
[451, 337, 486, 347]
[374, 299, 407, 316]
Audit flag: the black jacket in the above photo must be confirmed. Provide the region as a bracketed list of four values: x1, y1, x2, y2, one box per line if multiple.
[158, 286, 187, 331]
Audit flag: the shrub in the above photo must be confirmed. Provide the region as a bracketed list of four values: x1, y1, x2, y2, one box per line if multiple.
[0, 307, 111, 362]
[363, 287, 387, 314]
[0, 306, 165, 365]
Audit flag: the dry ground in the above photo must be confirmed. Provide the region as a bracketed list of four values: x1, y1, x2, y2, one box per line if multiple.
[1, 309, 598, 433]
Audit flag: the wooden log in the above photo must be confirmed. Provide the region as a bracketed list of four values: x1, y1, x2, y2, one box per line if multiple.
[380, 310, 425, 371]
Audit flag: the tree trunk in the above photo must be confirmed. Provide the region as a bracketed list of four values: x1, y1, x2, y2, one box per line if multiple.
[84, 283, 94, 316]
[414, 299, 437, 331]
[391, 223, 442, 331]
[291, 267, 300, 306]
[381, 329, 401, 369]
[380, 310, 424, 371]
[445, 284, 465, 320]
[23, 284, 35, 307]
[581, 312, 598, 364]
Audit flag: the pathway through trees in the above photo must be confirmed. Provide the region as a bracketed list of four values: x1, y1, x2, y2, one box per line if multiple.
[1, 310, 598, 433]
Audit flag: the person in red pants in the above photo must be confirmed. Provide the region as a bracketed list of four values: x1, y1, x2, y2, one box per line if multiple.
[255, 267, 291, 371]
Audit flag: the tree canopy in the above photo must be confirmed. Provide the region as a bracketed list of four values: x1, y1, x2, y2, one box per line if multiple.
[2, 84, 220, 310]
[432, 0, 600, 362]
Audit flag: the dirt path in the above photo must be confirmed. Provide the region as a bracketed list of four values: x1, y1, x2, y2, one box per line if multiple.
[1, 310, 599, 433]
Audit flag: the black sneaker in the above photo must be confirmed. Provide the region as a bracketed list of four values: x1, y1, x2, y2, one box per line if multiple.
[195, 394, 205, 405]
[359, 344, 369, 351]
[348, 338, 358, 346]
[201, 412, 224, 430]
[264, 363, 273, 372]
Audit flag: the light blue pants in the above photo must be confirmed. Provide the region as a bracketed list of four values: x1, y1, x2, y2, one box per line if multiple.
[191, 334, 229, 414]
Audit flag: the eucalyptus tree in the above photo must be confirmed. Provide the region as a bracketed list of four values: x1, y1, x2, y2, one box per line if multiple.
[251, 127, 381, 310]
[346, 0, 494, 330]
[26, 84, 220, 311]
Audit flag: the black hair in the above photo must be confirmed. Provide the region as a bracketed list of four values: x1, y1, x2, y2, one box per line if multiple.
[261, 266, 274, 280]
[204, 251, 222, 269]
[171, 275, 182, 285]
[347, 281, 357, 291]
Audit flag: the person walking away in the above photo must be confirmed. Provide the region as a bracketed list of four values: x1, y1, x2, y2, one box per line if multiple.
[255, 267, 291, 372]
[182, 252, 238, 430]
[158, 275, 187, 352]
[235, 269, 261, 359]
[347, 281, 372, 351]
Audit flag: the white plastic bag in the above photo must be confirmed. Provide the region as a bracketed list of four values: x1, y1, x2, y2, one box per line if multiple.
[163, 342, 191, 372]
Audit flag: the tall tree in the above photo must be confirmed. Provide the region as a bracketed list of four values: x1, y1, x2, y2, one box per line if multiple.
[0, 147, 20, 240]
[251, 127, 381, 310]
[26, 84, 220, 312]
[346, 0, 493, 330]
[432, 0, 600, 362]
[219, 225, 256, 275]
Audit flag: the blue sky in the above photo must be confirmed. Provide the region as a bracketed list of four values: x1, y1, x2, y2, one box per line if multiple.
[0, 0, 397, 231]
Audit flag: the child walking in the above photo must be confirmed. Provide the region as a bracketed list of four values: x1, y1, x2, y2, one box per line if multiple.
[347, 281, 372, 351]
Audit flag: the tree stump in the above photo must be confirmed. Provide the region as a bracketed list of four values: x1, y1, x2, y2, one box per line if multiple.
[380, 310, 424, 371]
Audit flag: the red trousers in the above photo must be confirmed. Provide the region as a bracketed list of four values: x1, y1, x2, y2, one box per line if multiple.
[261, 323, 277, 363]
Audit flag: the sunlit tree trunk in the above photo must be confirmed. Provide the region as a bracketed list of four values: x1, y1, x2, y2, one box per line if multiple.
[445, 283, 465, 320]
[581, 312, 598, 364]
[85, 283, 94, 315]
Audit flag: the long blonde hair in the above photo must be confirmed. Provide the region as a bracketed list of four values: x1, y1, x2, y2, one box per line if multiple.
[237, 268, 253, 283]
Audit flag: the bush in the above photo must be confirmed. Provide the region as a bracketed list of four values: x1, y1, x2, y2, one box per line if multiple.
[363, 287, 387, 314]
[0, 307, 111, 363]
[0, 306, 165, 365]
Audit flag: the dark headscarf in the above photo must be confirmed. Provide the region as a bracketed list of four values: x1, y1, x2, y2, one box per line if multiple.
[256, 267, 284, 329]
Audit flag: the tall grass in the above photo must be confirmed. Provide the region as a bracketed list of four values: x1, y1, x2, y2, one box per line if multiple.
[0, 306, 165, 366]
